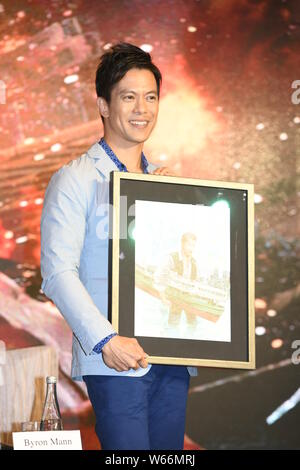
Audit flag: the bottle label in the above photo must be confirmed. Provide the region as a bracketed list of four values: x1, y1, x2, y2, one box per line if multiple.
[40, 419, 63, 431]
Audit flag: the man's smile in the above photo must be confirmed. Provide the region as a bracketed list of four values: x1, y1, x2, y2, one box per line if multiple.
[129, 120, 149, 128]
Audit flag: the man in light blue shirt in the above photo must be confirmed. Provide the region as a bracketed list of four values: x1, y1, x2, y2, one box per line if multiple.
[41, 43, 197, 450]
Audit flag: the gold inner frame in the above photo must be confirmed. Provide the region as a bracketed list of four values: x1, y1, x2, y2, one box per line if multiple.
[111, 171, 255, 370]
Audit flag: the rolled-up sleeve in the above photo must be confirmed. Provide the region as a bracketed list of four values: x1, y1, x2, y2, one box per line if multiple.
[40, 166, 116, 355]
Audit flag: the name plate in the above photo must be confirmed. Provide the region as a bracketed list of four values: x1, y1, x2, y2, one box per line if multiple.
[12, 430, 82, 450]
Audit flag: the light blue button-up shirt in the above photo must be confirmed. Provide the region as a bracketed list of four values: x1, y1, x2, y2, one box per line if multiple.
[40, 142, 198, 381]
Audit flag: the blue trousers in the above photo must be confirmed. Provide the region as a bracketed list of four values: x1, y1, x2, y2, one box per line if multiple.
[83, 365, 190, 450]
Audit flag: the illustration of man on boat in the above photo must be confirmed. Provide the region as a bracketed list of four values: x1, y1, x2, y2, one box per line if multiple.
[135, 232, 229, 335]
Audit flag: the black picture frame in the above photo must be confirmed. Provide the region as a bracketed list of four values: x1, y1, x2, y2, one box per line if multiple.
[110, 172, 255, 370]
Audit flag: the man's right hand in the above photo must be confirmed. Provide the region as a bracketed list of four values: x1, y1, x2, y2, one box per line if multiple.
[101, 335, 149, 372]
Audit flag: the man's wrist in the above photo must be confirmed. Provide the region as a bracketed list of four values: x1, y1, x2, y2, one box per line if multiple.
[93, 333, 118, 354]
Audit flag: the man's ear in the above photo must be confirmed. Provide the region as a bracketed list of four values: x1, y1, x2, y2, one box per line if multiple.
[97, 97, 109, 119]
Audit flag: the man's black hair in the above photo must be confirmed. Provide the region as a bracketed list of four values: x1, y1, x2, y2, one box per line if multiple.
[95, 42, 162, 104]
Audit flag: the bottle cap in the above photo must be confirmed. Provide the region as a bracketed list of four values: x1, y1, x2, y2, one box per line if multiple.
[46, 376, 57, 384]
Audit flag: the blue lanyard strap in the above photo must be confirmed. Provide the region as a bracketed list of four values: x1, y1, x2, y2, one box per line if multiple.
[99, 137, 149, 174]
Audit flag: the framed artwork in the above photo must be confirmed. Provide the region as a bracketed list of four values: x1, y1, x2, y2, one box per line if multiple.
[109, 172, 255, 370]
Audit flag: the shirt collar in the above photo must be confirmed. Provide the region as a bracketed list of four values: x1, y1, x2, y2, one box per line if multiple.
[99, 137, 149, 174]
[86, 142, 119, 180]
[86, 141, 156, 180]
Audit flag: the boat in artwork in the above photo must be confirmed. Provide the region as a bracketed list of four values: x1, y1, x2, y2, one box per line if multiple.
[135, 264, 229, 323]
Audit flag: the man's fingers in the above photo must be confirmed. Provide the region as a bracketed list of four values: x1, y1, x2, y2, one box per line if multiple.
[138, 357, 149, 368]
[153, 167, 180, 177]
[138, 354, 149, 368]
[126, 351, 149, 370]
[153, 167, 174, 176]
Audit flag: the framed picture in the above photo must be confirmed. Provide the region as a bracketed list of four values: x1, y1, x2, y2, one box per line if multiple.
[110, 172, 255, 370]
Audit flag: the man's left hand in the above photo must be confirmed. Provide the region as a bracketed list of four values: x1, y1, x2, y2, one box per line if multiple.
[152, 167, 178, 177]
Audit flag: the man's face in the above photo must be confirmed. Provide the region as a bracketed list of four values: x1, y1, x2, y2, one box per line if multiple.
[182, 238, 196, 258]
[99, 68, 159, 146]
